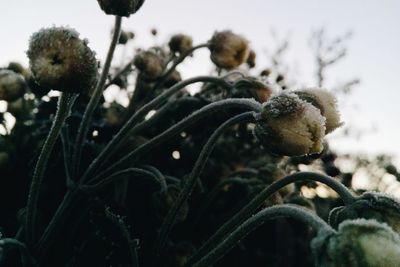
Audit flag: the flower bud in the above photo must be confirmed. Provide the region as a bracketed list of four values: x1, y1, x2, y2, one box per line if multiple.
[294, 88, 342, 134]
[0, 70, 26, 102]
[97, 0, 145, 17]
[246, 49, 256, 68]
[164, 70, 182, 87]
[209, 30, 250, 69]
[329, 191, 400, 233]
[27, 26, 98, 93]
[133, 50, 164, 80]
[118, 30, 134, 44]
[253, 92, 326, 156]
[312, 219, 400, 267]
[169, 34, 193, 54]
[233, 77, 273, 103]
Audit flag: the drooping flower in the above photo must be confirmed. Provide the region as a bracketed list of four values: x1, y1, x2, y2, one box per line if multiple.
[253, 92, 326, 156]
[329, 191, 400, 233]
[97, 0, 145, 17]
[312, 219, 400, 267]
[209, 30, 250, 69]
[295, 88, 342, 134]
[0, 70, 26, 102]
[27, 26, 98, 93]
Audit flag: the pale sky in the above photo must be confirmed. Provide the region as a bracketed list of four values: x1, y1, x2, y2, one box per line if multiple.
[1, 0, 399, 164]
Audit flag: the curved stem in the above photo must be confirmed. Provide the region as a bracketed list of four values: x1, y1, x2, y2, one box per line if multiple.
[79, 167, 163, 194]
[0, 238, 37, 267]
[89, 99, 261, 183]
[193, 177, 262, 226]
[25, 92, 75, 247]
[154, 111, 256, 256]
[72, 15, 122, 176]
[190, 204, 334, 267]
[80, 76, 233, 183]
[186, 171, 354, 265]
[153, 43, 210, 90]
[142, 165, 168, 191]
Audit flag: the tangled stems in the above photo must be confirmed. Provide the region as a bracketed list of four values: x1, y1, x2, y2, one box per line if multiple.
[186, 171, 354, 265]
[153, 43, 210, 90]
[155, 111, 257, 256]
[0, 238, 37, 267]
[190, 204, 335, 267]
[80, 76, 233, 183]
[89, 99, 262, 183]
[72, 15, 122, 176]
[25, 92, 76, 247]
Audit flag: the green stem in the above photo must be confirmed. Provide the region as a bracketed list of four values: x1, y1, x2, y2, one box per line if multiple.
[190, 204, 334, 267]
[186, 171, 354, 265]
[79, 167, 163, 194]
[81, 76, 232, 183]
[25, 92, 75, 247]
[73, 15, 122, 176]
[89, 99, 261, 183]
[0, 238, 37, 267]
[155, 111, 257, 256]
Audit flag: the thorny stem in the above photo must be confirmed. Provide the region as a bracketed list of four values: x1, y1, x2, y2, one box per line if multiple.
[155, 111, 257, 256]
[80, 168, 163, 194]
[25, 92, 76, 247]
[72, 16, 122, 176]
[186, 171, 354, 265]
[80, 76, 233, 183]
[0, 238, 37, 267]
[190, 204, 335, 267]
[90, 99, 262, 183]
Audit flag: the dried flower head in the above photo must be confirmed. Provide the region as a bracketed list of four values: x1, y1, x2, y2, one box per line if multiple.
[97, 0, 145, 17]
[253, 92, 326, 156]
[169, 34, 193, 54]
[329, 192, 400, 233]
[133, 50, 164, 80]
[209, 30, 250, 69]
[27, 26, 98, 93]
[295, 88, 342, 133]
[312, 219, 400, 267]
[0, 70, 26, 102]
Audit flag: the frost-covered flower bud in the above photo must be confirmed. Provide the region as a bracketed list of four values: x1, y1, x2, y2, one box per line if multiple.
[133, 50, 164, 80]
[246, 49, 256, 68]
[312, 219, 400, 267]
[295, 88, 342, 134]
[27, 26, 98, 93]
[253, 92, 326, 156]
[329, 192, 400, 233]
[169, 34, 193, 54]
[209, 30, 250, 69]
[0, 70, 26, 102]
[97, 0, 145, 17]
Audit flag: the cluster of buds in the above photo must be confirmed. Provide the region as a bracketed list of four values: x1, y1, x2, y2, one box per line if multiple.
[27, 26, 98, 93]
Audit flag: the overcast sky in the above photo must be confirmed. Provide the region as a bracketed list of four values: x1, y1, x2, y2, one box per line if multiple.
[1, 0, 399, 164]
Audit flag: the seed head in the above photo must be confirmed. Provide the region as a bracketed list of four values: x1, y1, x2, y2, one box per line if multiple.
[27, 26, 98, 93]
[0, 70, 26, 102]
[253, 92, 326, 156]
[168, 34, 193, 54]
[295, 88, 342, 133]
[97, 0, 145, 17]
[313, 219, 400, 267]
[133, 50, 164, 80]
[209, 30, 250, 69]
